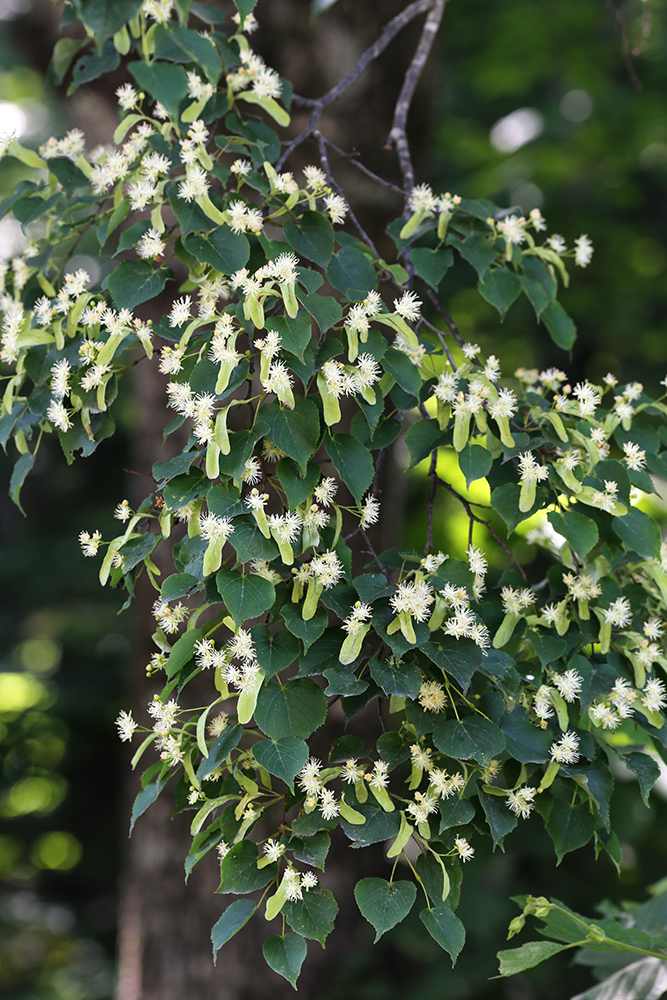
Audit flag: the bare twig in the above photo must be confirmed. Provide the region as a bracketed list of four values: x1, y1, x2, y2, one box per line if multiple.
[424, 449, 438, 553]
[386, 0, 448, 195]
[435, 475, 528, 581]
[315, 131, 380, 255]
[279, 0, 434, 171]
[360, 528, 392, 579]
[320, 136, 405, 194]
[604, 0, 644, 91]
[418, 314, 456, 367]
[421, 283, 465, 349]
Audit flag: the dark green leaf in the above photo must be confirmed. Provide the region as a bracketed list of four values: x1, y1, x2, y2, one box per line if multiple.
[255, 678, 327, 739]
[218, 841, 276, 894]
[47, 156, 89, 193]
[69, 40, 120, 90]
[128, 60, 189, 121]
[340, 802, 400, 848]
[197, 725, 243, 780]
[153, 449, 197, 483]
[229, 517, 279, 563]
[548, 510, 599, 559]
[433, 716, 505, 765]
[262, 934, 307, 989]
[422, 638, 483, 693]
[612, 506, 662, 559]
[284, 890, 338, 946]
[282, 603, 328, 652]
[267, 313, 312, 362]
[354, 878, 416, 942]
[382, 348, 421, 398]
[216, 570, 276, 624]
[300, 292, 342, 333]
[207, 483, 245, 518]
[284, 211, 334, 267]
[542, 300, 577, 350]
[478, 788, 517, 848]
[166, 627, 203, 679]
[376, 731, 410, 770]
[130, 772, 169, 833]
[545, 799, 595, 864]
[478, 269, 522, 316]
[288, 831, 331, 870]
[457, 232, 497, 278]
[327, 245, 378, 297]
[167, 184, 211, 234]
[458, 443, 492, 488]
[405, 420, 447, 467]
[276, 459, 320, 510]
[161, 572, 201, 601]
[325, 431, 374, 504]
[501, 710, 552, 763]
[622, 752, 660, 807]
[79, 0, 143, 40]
[420, 905, 466, 965]
[369, 658, 421, 699]
[439, 796, 476, 832]
[183, 228, 250, 275]
[261, 398, 320, 473]
[250, 625, 300, 679]
[153, 24, 223, 83]
[106, 261, 172, 311]
[211, 899, 257, 962]
[114, 219, 152, 256]
[9, 452, 35, 513]
[233, 0, 258, 17]
[411, 247, 453, 288]
[253, 737, 308, 789]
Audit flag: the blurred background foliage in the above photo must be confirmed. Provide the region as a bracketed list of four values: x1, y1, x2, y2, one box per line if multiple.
[1, 0, 667, 997]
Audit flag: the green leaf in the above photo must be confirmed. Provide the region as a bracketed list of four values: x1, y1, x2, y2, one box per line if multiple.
[458, 443, 492, 488]
[165, 627, 203, 678]
[276, 459, 320, 510]
[267, 313, 312, 362]
[478, 788, 517, 848]
[106, 261, 172, 311]
[354, 878, 416, 942]
[439, 796, 476, 832]
[327, 246, 378, 297]
[153, 24, 223, 83]
[79, 0, 143, 40]
[501, 711, 552, 763]
[261, 398, 320, 474]
[520, 273, 551, 318]
[47, 156, 89, 194]
[411, 247, 453, 288]
[183, 228, 250, 275]
[250, 625, 300, 679]
[457, 232, 497, 278]
[420, 905, 466, 965]
[612, 506, 662, 559]
[228, 517, 279, 564]
[545, 799, 596, 864]
[284, 211, 334, 267]
[233, 0, 258, 17]
[369, 658, 421, 699]
[622, 752, 660, 807]
[548, 509, 599, 559]
[282, 603, 328, 652]
[404, 420, 447, 467]
[114, 219, 151, 256]
[69, 41, 120, 92]
[300, 292, 342, 333]
[422, 638, 483, 693]
[340, 802, 400, 847]
[497, 941, 567, 977]
[218, 841, 276, 894]
[262, 934, 307, 989]
[478, 269, 522, 316]
[216, 570, 276, 624]
[167, 184, 211, 234]
[542, 300, 577, 350]
[130, 771, 169, 833]
[211, 899, 257, 962]
[161, 572, 201, 601]
[9, 451, 35, 513]
[433, 716, 505, 765]
[128, 61, 189, 121]
[253, 737, 308, 789]
[197, 725, 242, 780]
[284, 890, 338, 946]
[568, 957, 667, 1000]
[325, 431, 374, 504]
[255, 678, 327, 739]
[382, 348, 421, 398]
[288, 831, 331, 870]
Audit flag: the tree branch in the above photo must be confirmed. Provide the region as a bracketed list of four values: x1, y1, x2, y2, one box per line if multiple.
[386, 0, 448, 194]
[279, 0, 437, 171]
